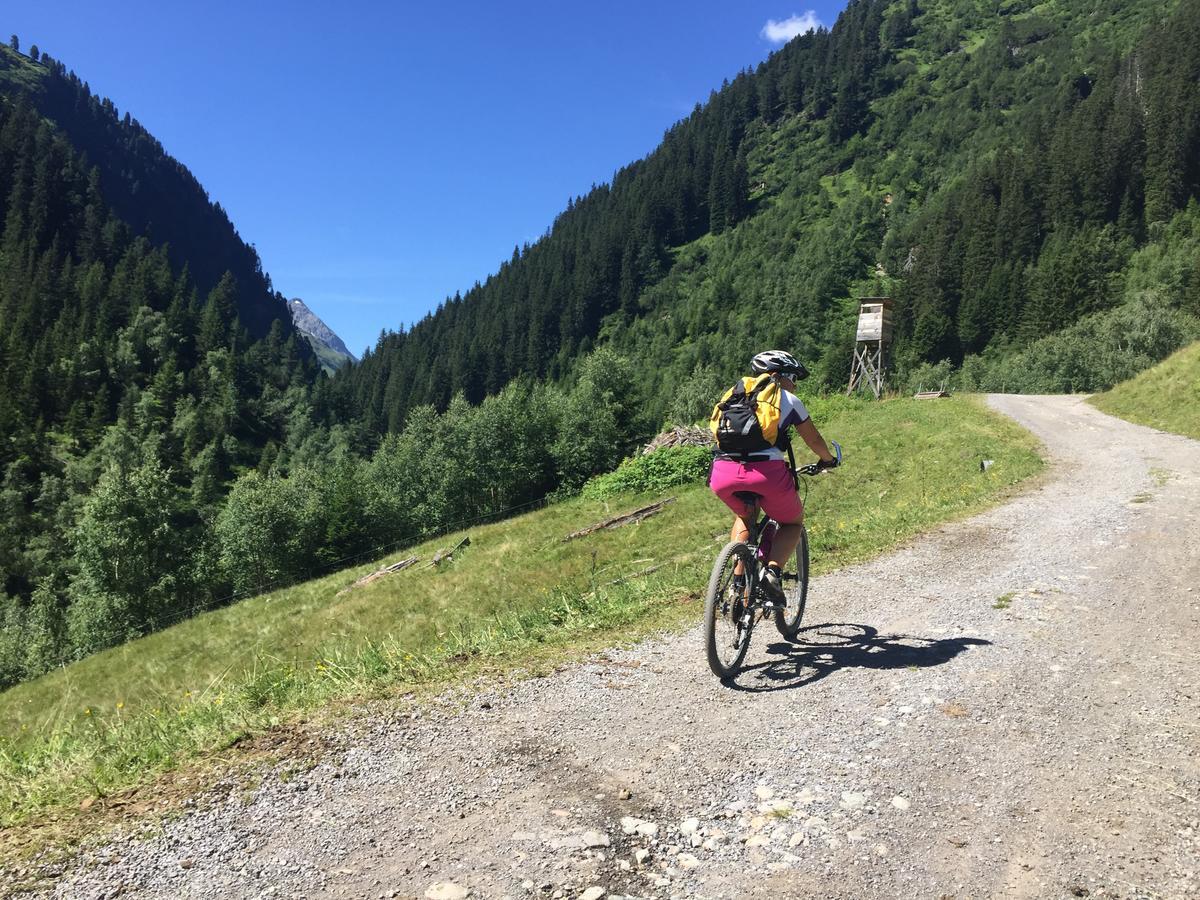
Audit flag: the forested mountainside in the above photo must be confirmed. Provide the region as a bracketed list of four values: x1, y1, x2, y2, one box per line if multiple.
[331, 0, 1200, 428]
[0, 43, 326, 684]
[0, 45, 291, 338]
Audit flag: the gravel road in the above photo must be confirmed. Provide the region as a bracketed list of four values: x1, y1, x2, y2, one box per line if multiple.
[23, 395, 1200, 899]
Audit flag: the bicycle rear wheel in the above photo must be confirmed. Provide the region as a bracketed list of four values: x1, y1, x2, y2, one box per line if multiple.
[774, 524, 809, 640]
[704, 540, 756, 679]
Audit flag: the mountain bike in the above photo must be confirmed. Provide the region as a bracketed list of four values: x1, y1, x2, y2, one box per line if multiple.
[703, 442, 841, 680]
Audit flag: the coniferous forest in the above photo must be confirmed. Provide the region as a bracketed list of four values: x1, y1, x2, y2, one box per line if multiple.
[3, 0, 1200, 688]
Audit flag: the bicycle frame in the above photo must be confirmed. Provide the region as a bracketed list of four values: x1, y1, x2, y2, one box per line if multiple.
[732, 508, 793, 616]
[751, 513, 778, 565]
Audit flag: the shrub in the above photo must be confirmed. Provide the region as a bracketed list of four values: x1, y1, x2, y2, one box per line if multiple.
[803, 393, 868, 422]
[67, 458, 193, 653]
[214, 469, 325, 595]
[894, 295, 1200, 395]
[582, 445, 713, 500]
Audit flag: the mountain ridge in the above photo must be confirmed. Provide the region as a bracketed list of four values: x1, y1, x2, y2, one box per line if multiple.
[0, 43, 295, 339]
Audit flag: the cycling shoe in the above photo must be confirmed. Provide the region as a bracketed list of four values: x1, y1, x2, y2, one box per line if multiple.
[758, 566, 786, 604]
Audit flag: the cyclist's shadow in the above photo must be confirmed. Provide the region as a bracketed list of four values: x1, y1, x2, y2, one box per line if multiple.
[726, 622, 990, 692]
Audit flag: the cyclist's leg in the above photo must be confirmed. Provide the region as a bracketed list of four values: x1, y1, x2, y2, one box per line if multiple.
[709, 459, 756, 577]
[756, 462, 805, 569]
[729, 514, 751, 543]
[727, 514, 752, 576]
[769, 521, 804, 569]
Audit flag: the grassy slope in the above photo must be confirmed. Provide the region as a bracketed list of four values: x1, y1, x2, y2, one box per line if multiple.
[1088, 341, 1200, 439]
[0, 396, 1041, 831]
[0, 46, 46, 93]
[303, 333, 353, 373]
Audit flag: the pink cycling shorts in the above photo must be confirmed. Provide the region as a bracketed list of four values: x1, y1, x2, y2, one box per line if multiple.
[709, 458, 803, 524]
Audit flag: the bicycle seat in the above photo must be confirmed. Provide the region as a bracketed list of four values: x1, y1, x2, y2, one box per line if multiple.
[732, 491, 761, 507]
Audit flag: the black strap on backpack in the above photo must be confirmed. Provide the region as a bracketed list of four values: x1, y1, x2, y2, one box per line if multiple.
[778, 428, 799, 489]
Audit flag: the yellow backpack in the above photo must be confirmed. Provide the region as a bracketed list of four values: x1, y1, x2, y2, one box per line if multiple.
[709, 374, 783, 455]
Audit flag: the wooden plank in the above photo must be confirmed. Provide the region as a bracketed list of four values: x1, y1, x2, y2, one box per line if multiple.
[563, 498, 677, 541]
[336, 555, 421, 596]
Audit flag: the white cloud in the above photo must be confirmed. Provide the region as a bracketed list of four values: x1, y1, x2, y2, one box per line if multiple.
[761, 11, 822, 44]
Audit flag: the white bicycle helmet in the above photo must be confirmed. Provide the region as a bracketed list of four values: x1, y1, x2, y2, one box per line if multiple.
[750, 349, 809, 380]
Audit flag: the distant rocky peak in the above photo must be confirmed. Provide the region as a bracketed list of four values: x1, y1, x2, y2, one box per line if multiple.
[288, 298, 356, 365]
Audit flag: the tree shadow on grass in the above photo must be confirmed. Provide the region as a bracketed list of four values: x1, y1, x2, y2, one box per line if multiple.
[724, 622, 990, 693]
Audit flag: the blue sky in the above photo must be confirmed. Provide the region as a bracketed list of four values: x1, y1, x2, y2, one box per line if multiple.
[8, 1, 847, 355]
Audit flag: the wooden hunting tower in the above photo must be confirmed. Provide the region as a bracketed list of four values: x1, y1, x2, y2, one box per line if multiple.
[847, 297, 893, 399]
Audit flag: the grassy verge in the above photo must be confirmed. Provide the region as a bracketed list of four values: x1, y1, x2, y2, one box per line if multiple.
[1088, 340, 1200, 440]
[0, 395, 1041, 847]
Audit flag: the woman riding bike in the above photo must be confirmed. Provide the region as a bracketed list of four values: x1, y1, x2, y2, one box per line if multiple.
[708, 350, 838, 603]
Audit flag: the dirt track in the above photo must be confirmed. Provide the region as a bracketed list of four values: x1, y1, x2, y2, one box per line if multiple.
[32, 395, 1200, 899]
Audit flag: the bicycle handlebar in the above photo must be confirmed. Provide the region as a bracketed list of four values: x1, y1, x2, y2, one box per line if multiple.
[796, 439, 842, 477]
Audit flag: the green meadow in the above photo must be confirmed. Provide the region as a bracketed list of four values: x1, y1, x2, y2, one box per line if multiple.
[1089, 340, 1200, 440]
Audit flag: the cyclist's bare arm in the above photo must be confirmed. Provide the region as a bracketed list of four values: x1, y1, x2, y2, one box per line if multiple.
[795, 418, 836, 463]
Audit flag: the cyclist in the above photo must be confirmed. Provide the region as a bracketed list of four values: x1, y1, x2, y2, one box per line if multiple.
[709, 350, 838, 603]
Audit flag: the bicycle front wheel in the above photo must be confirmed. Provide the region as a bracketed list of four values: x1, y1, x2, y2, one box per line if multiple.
[774, 524, 809, 640]
[704, 540, 756, 679]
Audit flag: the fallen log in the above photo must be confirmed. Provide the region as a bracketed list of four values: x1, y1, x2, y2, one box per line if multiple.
[422, 535, 471, 569]
[337, 556, 419, 596]
[563, 498, 677, 542]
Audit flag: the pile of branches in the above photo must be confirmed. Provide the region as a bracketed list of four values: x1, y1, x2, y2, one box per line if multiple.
[641, 425, 713, 455]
